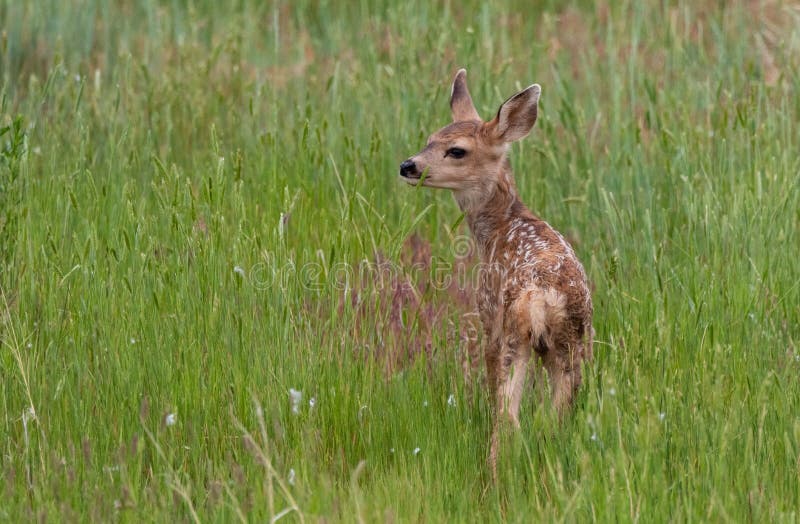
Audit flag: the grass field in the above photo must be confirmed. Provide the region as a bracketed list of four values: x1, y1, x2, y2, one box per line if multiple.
[2, 0, 800, 521]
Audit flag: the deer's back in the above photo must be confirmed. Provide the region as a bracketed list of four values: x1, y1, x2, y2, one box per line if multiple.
[477, 213, 592, 345]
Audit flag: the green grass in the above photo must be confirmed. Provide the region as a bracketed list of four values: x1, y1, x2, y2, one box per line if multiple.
[2, 0, 800, 521]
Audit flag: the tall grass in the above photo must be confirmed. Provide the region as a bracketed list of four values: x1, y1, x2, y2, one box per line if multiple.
[1, 0, 799, 521]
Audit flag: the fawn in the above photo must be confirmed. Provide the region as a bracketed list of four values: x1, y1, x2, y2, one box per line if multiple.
[399, 69, 593, 472]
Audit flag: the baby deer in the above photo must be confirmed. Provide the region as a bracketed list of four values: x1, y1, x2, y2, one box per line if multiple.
[399, 69, 593, 472]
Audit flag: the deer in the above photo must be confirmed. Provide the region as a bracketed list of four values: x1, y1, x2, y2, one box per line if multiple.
[399, 69, 593, 474]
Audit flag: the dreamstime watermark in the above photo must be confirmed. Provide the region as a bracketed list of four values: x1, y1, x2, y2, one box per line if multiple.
[238, 235, 512, 293]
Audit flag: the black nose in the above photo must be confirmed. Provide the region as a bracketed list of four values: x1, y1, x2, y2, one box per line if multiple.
[399, 159, 418, 178]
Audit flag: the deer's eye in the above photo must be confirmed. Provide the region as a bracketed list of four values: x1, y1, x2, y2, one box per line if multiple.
[445, 147, 466, 159]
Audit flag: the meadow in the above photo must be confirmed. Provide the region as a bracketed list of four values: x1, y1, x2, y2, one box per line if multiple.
[1, 0, 799, 521]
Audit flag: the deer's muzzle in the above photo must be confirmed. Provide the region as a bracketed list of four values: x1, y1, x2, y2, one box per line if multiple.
[399, 159, 419, 178]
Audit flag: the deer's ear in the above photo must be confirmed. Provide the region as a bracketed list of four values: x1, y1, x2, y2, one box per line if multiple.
[489, 84, 540, 142]
[450, 69, 481, 122]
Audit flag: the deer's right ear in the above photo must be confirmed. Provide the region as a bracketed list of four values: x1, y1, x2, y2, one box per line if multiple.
[489, 84, 541, 143]
[450, 69, 481, 122]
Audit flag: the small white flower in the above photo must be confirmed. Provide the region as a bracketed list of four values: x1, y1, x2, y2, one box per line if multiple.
[422, 400, 428, 408]
[413, 447, 421, 456]
[309, 397, 316, 409]
[390, 447, 395, 454]
[74, 74, 81, 83]
[590, 433, 598, 442]
[287, 468, 296, 485]
[26, 342, 32, 349]
[289, 389, 302, 414]
[447, 394, 456, 407]
[794, 354, 800, 362]
[130, 338, 136, 345]
[165, 413, 177, 426]
[658, 412, 666, 421]
[233, 265, 245, 278]
[608, 388, 616, 397]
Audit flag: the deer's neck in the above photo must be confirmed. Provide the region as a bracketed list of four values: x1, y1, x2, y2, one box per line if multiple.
[455, 170, 528, 259]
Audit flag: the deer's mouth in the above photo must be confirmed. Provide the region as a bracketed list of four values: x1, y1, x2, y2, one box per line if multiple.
[400, 173, 427, 187]
[399, 167, 429, 185]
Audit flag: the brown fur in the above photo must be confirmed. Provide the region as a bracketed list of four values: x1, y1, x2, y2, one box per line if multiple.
[400, 70, 593, 476]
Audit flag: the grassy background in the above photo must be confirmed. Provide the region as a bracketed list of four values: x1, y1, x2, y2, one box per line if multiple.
[2, 0, 800, 521]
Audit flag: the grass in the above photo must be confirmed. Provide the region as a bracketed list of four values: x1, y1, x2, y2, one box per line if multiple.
[1, 0, 799, 521]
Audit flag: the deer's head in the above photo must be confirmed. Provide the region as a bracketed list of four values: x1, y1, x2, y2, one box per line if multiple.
[399, 69, 540, 210]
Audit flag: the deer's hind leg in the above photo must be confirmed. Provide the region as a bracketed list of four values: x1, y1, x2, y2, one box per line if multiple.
[484, 336, 502, 399]
[543, 342, 583, 416]
[496, 343, 531, 426]
[489, 339, 531, 475]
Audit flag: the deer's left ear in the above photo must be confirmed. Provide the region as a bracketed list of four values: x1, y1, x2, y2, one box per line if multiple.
[489, 84, 540, 143]
[450, 69, 481, 122]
